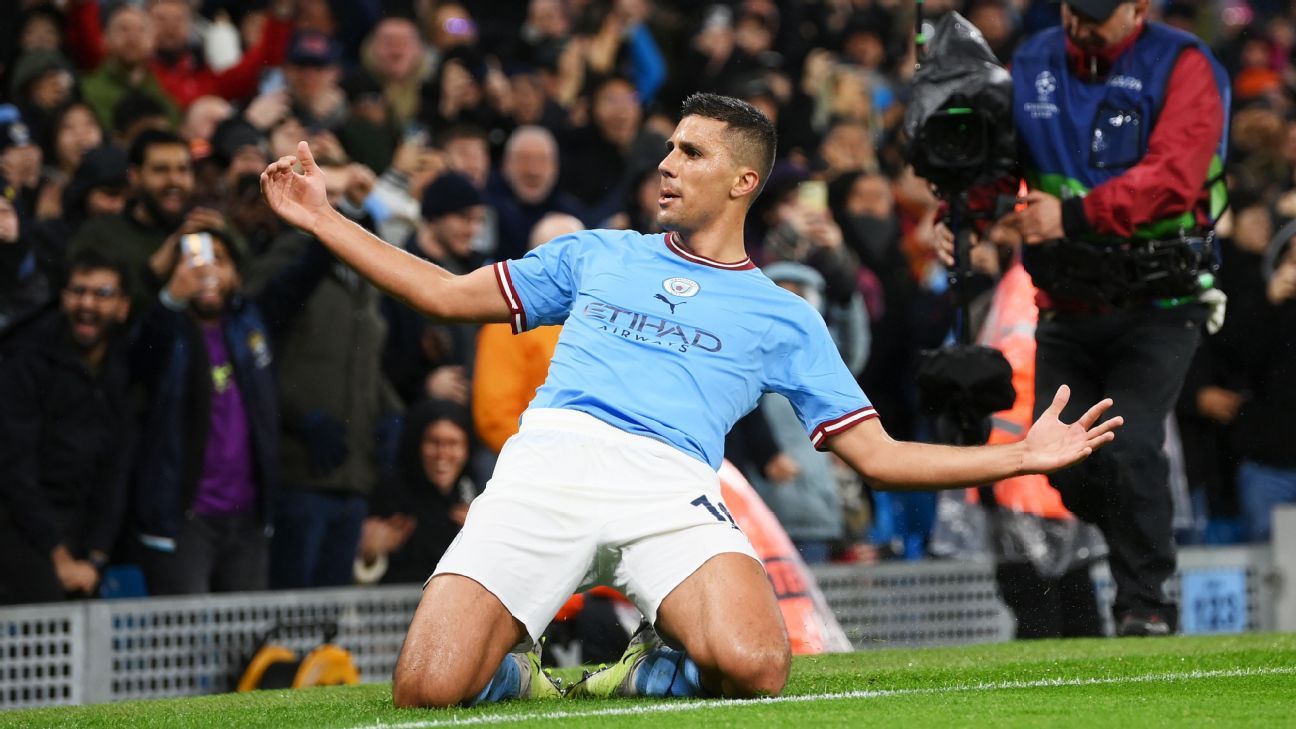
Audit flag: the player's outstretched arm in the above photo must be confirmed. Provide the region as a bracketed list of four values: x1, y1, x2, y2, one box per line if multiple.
[827, 385, 1122, 491]
[260, 141, 510, 323]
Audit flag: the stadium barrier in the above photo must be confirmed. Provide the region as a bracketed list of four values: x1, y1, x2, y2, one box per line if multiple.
[1, 540, 1288, 711]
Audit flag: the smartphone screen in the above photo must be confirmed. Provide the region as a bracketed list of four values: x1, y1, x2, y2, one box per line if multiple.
[181, 232, 215, 267]
[797, 180, 828, 214]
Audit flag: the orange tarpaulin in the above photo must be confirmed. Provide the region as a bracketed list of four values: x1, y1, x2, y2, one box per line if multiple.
[719, 461, 853, 654]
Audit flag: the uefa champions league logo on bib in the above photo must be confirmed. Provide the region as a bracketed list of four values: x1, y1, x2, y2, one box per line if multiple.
[663, 277, 700, 297]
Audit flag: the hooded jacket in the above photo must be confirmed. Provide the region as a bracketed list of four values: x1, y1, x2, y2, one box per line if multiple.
[369, 399, 478, 584]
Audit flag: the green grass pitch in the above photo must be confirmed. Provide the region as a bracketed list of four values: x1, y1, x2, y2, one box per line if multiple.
[5, 634, 1294, 728]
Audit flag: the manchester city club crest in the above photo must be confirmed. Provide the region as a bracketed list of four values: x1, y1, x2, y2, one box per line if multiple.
[662, 277, 700, 298]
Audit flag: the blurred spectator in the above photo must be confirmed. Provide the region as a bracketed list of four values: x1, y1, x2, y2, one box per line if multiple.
[67, 0, 294, 112]
[0, 106, 42, 219]
[76, 4, 180, 130]
[356, 399, 479, 585]
[508, 67, 570, 130]
[413, 172, 488, 275]
[30, 101, 104, 223]
[209, 118, 271, 198]
[742, 261, 851, 564]
[1231, 225, 1296, 541]
[1175, 206, 1270, 543]
[44, 101, 104, 183]
[357, 17, 432, 127]
[70, 129, 230, 310]
[111, 92, 175, 147]
[438, 125, 496, 254]
[22, 144, 128, 292]
[486, 125, 585, 260]
[248, 173, 400, 590]
[383, 172, 486, 406]
[609, 164, 666, 234]
[563, 0, 666, 107]
[129, 226, 330, 595]
[516, 0, 573, 71]
[179, 96, 234, 145]
[966, 0, 1021, 64]
[472, 213, 583, 453]
[335, 71, 401, 175]
[0, 191, 47, 333]
[369, 133, 445, 248]
[145, 0, 293, 108]
[283, 30, 347, 131]
[417, 46, 514, 135]
[10, 49, 77, 145]
[7, 5, 66, 58]
[225, 172, 283, 258]
[663, 4, 778, 110]
[0, 249, 133, 605]
[439, 125, 491, 191]
[830, 170, 925, 444]
[759, 173, 863, 326]
[421, 2, 479, 70]
[558, 75, 665, 225]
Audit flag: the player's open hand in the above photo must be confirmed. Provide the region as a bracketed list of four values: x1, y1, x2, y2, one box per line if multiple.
[260, 140, 330, 234]
[1020, 385, 1123, 474]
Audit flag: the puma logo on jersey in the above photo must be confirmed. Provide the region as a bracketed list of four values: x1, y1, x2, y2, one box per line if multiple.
[654, 294, 686, 314]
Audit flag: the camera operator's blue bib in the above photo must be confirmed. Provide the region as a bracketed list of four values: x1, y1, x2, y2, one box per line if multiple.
[1012, 23, 1230, 237]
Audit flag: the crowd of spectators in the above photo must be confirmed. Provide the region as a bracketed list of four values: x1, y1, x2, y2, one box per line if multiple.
[0, 0, 1292, 605]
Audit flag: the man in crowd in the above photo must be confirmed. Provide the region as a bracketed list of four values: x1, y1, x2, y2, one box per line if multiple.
[1003, 0, 1230, 636]
[384, 171, 487, 405]
[129, 227, 330, 594]
[486, 125, 585, 261]
[0, 249, 133, 605]
[249, 156, 400, 590]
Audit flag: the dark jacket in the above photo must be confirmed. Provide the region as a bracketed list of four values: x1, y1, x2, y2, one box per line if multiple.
[483, 172, 588, 261]
[1231, 237, 1296, 469]
[128, 239, 333, 541]
[246, 221, 400, 497]
[0, 310, 133, 557]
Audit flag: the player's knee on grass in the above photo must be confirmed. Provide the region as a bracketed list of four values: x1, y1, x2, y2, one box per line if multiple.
[392, 673, 453, 709]
[687, 633, 790, 698]
[392, 665, 482, 709]
[719, 642, 792, 698]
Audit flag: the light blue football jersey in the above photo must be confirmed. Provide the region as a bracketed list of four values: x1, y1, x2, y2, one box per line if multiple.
[493, 229, 876, 469]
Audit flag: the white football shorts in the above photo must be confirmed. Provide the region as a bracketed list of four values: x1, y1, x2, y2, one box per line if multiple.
[431, 408, 760, 644]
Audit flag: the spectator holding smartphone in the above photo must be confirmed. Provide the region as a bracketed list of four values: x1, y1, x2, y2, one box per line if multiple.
[128, 228, 331, 594]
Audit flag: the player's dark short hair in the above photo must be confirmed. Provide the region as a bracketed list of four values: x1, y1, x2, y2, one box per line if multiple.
[680, 92, 778, 198]
[128, 128, 188, 168]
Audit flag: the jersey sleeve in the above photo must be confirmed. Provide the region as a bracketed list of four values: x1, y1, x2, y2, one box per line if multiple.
[765, 305, 877, 450]
[492, 232, 585, 333]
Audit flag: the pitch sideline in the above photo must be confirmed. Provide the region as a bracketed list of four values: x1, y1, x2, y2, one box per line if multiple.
[355, 665, 1296, 728]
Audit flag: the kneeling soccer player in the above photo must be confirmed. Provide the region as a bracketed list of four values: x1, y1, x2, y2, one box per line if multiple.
[259, 93, 1123, 707]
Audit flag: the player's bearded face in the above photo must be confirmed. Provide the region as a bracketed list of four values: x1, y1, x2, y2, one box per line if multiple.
[656, 116, 736, 232]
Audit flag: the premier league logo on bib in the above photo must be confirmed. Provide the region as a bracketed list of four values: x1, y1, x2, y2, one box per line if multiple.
[663, 277, 700, 298]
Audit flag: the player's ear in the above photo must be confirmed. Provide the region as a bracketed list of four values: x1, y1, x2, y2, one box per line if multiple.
[731, 168, 761, 201]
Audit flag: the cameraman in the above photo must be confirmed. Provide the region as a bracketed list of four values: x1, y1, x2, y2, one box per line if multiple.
[970, 0, 1228, 635]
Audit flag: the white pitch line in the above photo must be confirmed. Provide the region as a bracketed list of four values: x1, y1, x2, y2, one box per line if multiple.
[353, 665, 1296, 729]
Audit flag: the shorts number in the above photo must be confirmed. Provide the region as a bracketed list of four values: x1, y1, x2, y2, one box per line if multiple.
[691, 495, 740, 530]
